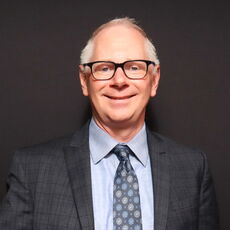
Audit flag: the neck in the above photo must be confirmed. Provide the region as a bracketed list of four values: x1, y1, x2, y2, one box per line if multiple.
[93, 117, 145, 143]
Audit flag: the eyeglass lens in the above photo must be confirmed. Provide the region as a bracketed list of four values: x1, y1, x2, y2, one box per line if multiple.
[92, 61, 147, 80]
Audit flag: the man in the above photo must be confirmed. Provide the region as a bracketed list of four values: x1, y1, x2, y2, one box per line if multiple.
[0, 17, 218, 229]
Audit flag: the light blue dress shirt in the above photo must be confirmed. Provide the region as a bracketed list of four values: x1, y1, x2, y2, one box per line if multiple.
[89, 119, 154, 229]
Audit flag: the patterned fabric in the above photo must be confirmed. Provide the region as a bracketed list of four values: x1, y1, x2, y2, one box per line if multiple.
[112, 144, 142, 230]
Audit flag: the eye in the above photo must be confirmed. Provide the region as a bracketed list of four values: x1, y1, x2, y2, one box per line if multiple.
[93, 63, 113, 73]
[130, 65, 140, 71]
[101, 66, 110, 72]
[125, 61, 146, 72]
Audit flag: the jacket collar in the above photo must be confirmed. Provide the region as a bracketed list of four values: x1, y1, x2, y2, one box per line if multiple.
[147, 127, 170, 230]
[64, 122, 94, 229]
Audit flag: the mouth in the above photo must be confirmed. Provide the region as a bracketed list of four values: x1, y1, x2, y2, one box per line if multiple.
[104, 94, 136, 100]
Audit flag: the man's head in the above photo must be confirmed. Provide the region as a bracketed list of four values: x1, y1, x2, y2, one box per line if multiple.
[80, 17, 160, 65]
[79, 17, 160, 137]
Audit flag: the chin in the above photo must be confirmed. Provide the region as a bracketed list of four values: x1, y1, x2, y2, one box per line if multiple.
[106, 114, 136, 125]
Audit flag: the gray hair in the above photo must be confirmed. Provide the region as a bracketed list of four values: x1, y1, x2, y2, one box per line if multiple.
[80, 17, 160, 65]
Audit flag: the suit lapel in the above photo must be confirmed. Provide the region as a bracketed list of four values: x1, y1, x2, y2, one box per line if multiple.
[147, 130, 170, 230]
[64, 123, 94, 229]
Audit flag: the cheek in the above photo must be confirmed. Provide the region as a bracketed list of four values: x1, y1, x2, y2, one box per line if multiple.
[87, 80, 100, 94]
[138, 80, 154, 97]
[87, 81, 106, 101]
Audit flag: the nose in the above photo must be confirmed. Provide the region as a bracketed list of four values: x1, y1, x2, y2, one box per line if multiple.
[110, 67, 129, 88]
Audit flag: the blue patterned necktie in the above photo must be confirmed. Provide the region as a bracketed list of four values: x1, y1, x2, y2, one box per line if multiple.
[112, 144, 143, 230]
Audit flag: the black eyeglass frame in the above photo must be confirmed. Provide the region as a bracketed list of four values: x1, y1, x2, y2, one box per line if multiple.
[82, 59, 155, 80]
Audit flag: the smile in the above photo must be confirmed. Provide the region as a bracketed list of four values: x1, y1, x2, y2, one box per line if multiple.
[105, 95, 136, 100]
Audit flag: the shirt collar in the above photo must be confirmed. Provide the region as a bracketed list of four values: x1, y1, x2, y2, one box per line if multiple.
[89, 118, 149, 167]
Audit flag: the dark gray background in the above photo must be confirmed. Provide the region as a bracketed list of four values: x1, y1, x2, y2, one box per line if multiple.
[0, 0, 229, 229]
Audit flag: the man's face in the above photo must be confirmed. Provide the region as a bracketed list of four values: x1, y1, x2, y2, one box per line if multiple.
[80, 25, 160, 130]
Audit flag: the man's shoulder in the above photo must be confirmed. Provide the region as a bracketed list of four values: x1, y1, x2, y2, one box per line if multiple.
[13, 123, 89, 161]
[147, 130, 209, 174]
[13, 134, 73, 162]
[147, 129, 206, 160]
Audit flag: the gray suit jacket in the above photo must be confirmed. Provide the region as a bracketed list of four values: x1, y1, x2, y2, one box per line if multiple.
[0, 123, 219, 229]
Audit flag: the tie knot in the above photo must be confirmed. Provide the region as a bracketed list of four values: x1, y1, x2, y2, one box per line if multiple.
[112, 144, 131, 162]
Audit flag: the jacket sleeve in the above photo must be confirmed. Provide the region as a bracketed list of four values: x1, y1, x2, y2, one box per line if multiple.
[0, 151, 33, 229]
[198, 152, 219, 230]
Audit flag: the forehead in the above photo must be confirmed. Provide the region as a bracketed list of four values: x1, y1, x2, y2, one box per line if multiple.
[91, 25, 147, 62]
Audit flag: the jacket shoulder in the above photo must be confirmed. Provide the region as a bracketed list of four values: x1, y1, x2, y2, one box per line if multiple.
[14, 134, 73, 159]
[147, 130, 207, 163]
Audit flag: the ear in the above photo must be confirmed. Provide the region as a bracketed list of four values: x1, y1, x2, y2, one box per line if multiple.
[150, 65, 160, 97]
[79, 65, 89, 96]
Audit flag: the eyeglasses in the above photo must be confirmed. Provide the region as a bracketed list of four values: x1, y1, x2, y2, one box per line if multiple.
[82, 60, 155, 80]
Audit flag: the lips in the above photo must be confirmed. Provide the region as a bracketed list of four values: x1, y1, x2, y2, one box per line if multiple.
[105, 94, 136, 100]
